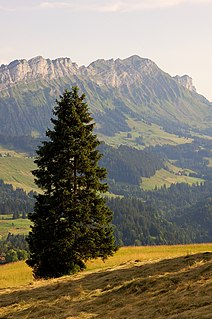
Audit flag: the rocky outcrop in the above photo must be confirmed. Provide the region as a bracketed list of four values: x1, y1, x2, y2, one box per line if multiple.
[0, 55, 211, 138]
[0, 55, 197, 94]
[85, 55, 159, 87]
[0, 55, 160, 90]
[174, 75, 196, 92]
[0, 56, 78, 89]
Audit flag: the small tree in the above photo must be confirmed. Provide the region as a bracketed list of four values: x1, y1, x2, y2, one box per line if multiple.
[27, 87, 116, 278]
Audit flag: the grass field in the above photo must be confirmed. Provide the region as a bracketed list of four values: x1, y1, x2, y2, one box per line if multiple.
[1, 244, 211, 289]
[0, 217, 31, 239]
[99, 120, 192, 149]
[0, 245, 211, 319]
[0, 156, 37, 192]
[141, 168, 205, 190]
[0, 261, 33, 288]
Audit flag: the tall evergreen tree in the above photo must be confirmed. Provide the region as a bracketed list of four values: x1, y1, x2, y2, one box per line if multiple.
[26, 87, 116, 278]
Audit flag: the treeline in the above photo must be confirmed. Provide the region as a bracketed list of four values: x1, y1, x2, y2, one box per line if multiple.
[108, 192, 212, 246]
[0, 233, 29, 264]
[143, 182, 212, 219]
[148, 138, 212, 180]
[99, 143, 164, 185]
[109, 197, 188, 246]
[173, 198, 212, 241]
[0, 182, 211, 253]
[0, 179, 36, 218]
[109, 181, 212, 215]
[107, 181, 212, 246]
[0, 134, 41, 155]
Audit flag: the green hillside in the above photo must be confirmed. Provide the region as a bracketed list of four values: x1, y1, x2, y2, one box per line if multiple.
[99, 120, 192, 149]
[0, 154, 37, 192]
[141, 167, 205, 190]
[0, 216, 31, 239]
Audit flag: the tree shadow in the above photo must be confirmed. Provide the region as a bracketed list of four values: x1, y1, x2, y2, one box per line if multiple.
[0, 252, 211, 319]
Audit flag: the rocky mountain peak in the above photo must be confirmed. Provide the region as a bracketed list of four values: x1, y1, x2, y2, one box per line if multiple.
[86, 55, 159, 88]
[0, 56, 78, 90]
[174, 75, 196, 92]
[0, 54, 211, 139]
[0, 55, 197, 97]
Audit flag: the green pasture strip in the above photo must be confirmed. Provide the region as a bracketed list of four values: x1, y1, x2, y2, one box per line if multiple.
[0, 214, 13, 220]
[99, 121, 192, 149]
[0, 156, 37, 192]
[141, 168, 205, 190]
[0, 218, 31, 239]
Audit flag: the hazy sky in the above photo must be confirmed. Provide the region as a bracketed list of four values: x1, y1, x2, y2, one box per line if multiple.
[0, 0, 212, 100]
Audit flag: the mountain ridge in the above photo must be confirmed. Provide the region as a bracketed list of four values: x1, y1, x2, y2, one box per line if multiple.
[0, 55, 211, 141]
[0, 55, 198, 93]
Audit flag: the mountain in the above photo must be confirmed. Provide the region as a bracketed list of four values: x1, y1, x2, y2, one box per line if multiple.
[0, 56, 212, 248]
[0, 55, 211, 144]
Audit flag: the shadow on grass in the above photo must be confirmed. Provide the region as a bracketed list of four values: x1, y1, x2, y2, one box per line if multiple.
[0, 252, 211, 319]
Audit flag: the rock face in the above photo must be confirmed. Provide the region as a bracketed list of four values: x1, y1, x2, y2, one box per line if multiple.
[85, 55, 158, 87]
[0, 55, 196, 93]
[0, 55, 211, 138]
[174, 75, 196, 92]
[0, 56, 78, 89]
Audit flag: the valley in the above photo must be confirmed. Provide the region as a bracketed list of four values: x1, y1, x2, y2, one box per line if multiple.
[0, 55, 211, 263]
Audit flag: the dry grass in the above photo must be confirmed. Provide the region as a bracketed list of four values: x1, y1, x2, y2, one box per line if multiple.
[0, 262, 33, 289]
[0, 245, 212, 318]
[86, 244, 212, 271]
[1, 244, 211, 289]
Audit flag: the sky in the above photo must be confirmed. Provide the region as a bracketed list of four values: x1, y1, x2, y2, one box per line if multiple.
[0, 0, 212, 101]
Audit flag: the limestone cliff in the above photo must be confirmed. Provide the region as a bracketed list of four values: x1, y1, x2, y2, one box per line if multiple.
[0, 56, 78, 89]
[174, 75, 196, 92]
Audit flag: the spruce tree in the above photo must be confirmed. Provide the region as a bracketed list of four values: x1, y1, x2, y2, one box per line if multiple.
[26, 87, 116, 278]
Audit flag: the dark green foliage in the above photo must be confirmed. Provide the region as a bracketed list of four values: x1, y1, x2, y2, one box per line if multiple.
[108, 182, 212, 245]
[27, 87, 116, 279]
[148, 138, 212, 181]
[173, 198, 212, 241]
[0, 179, 35, 216]
[108, 197, 191, 246]
[99, 143, 164, 185]
[0, 134, 41, 155]
[0, 233, 29, 264]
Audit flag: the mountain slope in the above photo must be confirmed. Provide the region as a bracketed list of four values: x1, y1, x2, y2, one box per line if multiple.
[0, 55, 211, 143]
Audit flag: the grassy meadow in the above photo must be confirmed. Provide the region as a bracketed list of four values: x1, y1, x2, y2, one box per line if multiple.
[141, 168, 205, 190]
[0, 155, 37, 192]
[0, 216, 31, 239]
[100, 120, 192, 149]
[1, 244, 211, 289]
[0, 245, 211, 319]
[0, 261, 33, 288]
